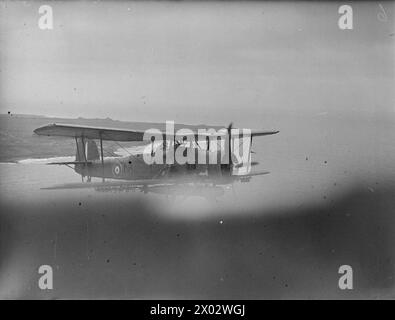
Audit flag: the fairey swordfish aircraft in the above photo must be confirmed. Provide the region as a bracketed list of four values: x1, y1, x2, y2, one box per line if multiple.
[33, 122, 279, 198]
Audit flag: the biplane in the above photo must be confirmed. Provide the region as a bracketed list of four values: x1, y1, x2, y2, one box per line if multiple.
[33, 122, 279, 196]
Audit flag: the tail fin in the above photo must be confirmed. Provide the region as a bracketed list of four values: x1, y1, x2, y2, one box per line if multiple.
[75, 138, 100, 162]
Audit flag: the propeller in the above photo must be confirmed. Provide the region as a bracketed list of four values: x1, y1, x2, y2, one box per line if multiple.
[227, 122, 233, 170]
[150, 136, 155, 157]
[226, 123, 257, 171]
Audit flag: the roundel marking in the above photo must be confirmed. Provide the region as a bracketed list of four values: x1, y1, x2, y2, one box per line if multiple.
[112, 163, 122, 177]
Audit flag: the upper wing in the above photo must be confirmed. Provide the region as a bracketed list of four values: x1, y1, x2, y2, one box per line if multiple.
[34, 123, 279, 142]
[33, 123, 219, 141]
[34, 123, 147, 141]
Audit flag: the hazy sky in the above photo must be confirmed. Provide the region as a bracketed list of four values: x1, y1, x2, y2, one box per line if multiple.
[0, 1, 394, 126]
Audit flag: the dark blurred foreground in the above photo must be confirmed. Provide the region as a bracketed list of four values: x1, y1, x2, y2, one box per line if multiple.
[0, 182, 394, 299]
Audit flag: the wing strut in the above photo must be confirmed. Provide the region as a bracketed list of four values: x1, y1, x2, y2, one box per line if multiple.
[99, 134, 105, 183]
[75, 137, 84, 182]
[81, 136, 87, 163]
